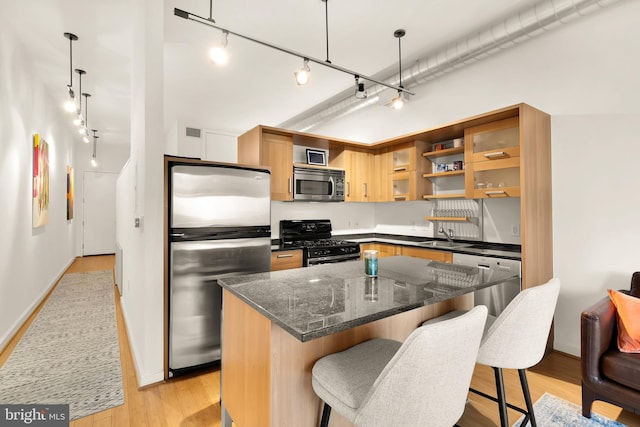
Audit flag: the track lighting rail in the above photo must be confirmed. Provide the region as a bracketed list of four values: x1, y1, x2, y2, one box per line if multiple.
[174, 8, 414, 96]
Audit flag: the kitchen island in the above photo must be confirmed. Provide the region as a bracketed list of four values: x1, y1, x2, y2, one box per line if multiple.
[218, 256, 519, 427]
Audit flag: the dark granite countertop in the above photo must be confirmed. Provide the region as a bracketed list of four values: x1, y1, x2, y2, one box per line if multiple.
[337, 233, 521, 260]
[218, 256, 519, 342]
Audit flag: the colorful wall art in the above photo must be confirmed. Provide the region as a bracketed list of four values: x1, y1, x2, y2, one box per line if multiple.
[32, 133, 49, 228]
[66, 165, 74, 220]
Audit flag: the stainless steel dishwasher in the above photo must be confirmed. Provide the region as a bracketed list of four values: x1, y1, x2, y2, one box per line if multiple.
[452, 252, 521, 317]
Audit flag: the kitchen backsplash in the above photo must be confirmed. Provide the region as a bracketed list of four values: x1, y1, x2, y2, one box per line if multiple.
[271, 198, 521, 245]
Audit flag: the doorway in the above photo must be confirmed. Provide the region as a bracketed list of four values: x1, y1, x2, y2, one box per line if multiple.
[83, 171, 118, 256]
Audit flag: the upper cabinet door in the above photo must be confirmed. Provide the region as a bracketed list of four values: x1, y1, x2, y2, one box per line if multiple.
[344, 148, 373, 202]
[262, 133, 294, 201]
[464, 116, 520, 164]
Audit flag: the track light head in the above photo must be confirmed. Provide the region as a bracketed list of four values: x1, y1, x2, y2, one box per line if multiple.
[354, 76, 367, 99]
[294, 58, 311, 86]
[209, 30, 229, 65]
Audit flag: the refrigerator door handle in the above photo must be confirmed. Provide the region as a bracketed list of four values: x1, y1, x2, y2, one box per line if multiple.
[171, 233, 185, 238]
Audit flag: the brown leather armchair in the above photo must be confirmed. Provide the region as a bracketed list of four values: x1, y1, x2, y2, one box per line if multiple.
[581, 272, 640, 417]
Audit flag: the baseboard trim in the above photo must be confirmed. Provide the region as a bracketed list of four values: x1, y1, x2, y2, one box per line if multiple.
[119, 297, 165, 388]
[552, 349, 580, 361]
[0, 256, 76, 358]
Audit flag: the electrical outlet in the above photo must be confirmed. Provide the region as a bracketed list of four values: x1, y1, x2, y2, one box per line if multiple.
[511, 225, 520, 237]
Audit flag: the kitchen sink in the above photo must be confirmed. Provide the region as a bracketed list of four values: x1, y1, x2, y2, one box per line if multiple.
[416, 241, 472, 249]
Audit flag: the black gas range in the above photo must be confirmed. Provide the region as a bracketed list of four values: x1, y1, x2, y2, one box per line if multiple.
[280, 220, 361, 266]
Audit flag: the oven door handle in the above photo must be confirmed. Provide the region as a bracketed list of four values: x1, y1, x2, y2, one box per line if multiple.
[308, 254, 361, 265]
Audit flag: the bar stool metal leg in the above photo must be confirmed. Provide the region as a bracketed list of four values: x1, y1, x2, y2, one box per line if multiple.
[319, 403, 331, 427]
[519, 369, 537, 427]
[493, 367, 509, 427]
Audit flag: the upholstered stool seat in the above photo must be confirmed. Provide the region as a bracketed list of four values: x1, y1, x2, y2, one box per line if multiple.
[311, 305, 488, 427]
[312, 338, 402, 420]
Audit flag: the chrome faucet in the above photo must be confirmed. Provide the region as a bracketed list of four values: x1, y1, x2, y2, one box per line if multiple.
[439, 227, 455, 244]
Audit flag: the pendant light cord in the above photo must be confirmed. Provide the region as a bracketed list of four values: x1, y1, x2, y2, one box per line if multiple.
[398, 35, 402, 88]
[324, 0, 331, 63]
[69, 38, 73, 87]
[208, 0, 215, 22]
[78, 72, 82, 114]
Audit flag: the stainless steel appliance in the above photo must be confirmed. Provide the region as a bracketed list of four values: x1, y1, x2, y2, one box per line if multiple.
[293, 167, 345, 202]
[168, 161, 271, 376]
[280, 219, 360, 265]
[452, 252, 521, 317]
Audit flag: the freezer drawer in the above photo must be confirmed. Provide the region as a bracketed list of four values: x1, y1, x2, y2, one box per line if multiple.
[171, 164, 270, 228]
[169, 237, 271, 372]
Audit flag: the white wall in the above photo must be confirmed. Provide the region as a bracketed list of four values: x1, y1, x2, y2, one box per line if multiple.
[116, 0, 165, 386]
[310, 0, 640, 355]
[164, 119, 239, 163]
[0, 27, 77, 350]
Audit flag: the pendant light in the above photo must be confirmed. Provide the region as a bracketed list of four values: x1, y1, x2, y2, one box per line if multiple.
[81, 93, 91, 143]
[73, 69, 86, 125]
[391, 29, 406, 110]
[78, 83, 88, 137]
[91, 130, 98, 167]
[63, 33, 79, 113]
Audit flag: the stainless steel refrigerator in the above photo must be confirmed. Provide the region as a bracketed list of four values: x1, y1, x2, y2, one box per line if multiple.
[168, 161, 271, 376]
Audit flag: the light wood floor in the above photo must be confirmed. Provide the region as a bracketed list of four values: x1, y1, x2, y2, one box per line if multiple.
[2, 255, 640, 427]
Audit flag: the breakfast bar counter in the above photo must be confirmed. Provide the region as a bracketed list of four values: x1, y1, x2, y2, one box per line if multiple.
[218, 256, 518, 427]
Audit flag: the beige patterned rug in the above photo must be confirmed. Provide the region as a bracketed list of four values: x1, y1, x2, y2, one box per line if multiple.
[0, 270, 124, 420]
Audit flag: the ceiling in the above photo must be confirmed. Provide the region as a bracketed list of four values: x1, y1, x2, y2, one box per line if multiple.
[1, 0, 547, 146]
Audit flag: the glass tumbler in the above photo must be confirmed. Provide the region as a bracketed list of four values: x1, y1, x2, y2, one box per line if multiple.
[364, 250, 379, 277]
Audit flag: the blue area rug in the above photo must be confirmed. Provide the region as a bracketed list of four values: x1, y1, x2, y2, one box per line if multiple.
[513, 393, 627, 427]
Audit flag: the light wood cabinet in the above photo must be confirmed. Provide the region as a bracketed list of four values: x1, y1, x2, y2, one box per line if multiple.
[372, 142, 429, 202]
[464, 116, 520, 199]
[271, 250, 303, 271]
[360, 243, 401, 258]
[360, 243, 452, 263]
[343, 148, 373, 202]
[373, 150, 392, 202]
[422, 144, 466, 200]
[238, 128, 293, 201]
[401, 246, 453, 263]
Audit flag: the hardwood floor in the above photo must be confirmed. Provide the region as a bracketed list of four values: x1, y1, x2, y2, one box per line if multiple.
[2, 255, 639, 426]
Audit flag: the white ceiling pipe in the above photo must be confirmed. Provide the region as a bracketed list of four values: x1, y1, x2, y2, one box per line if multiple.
[281, 0, 621, 132]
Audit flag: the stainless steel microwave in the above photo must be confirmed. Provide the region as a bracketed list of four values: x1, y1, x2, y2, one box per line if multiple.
[293, 167, 345, 202]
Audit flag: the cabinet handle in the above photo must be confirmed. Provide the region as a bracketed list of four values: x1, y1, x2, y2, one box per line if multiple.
[394, 196, 407, 201]
[363, 183, 368, 197]
[485, 190, 506, 195]
[393, 166, 407, 171]
[288, 177, 293, 194]
[347, 182, 351, 197]
[484, 151, 506, 159]
[277, 254, 294, 258]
